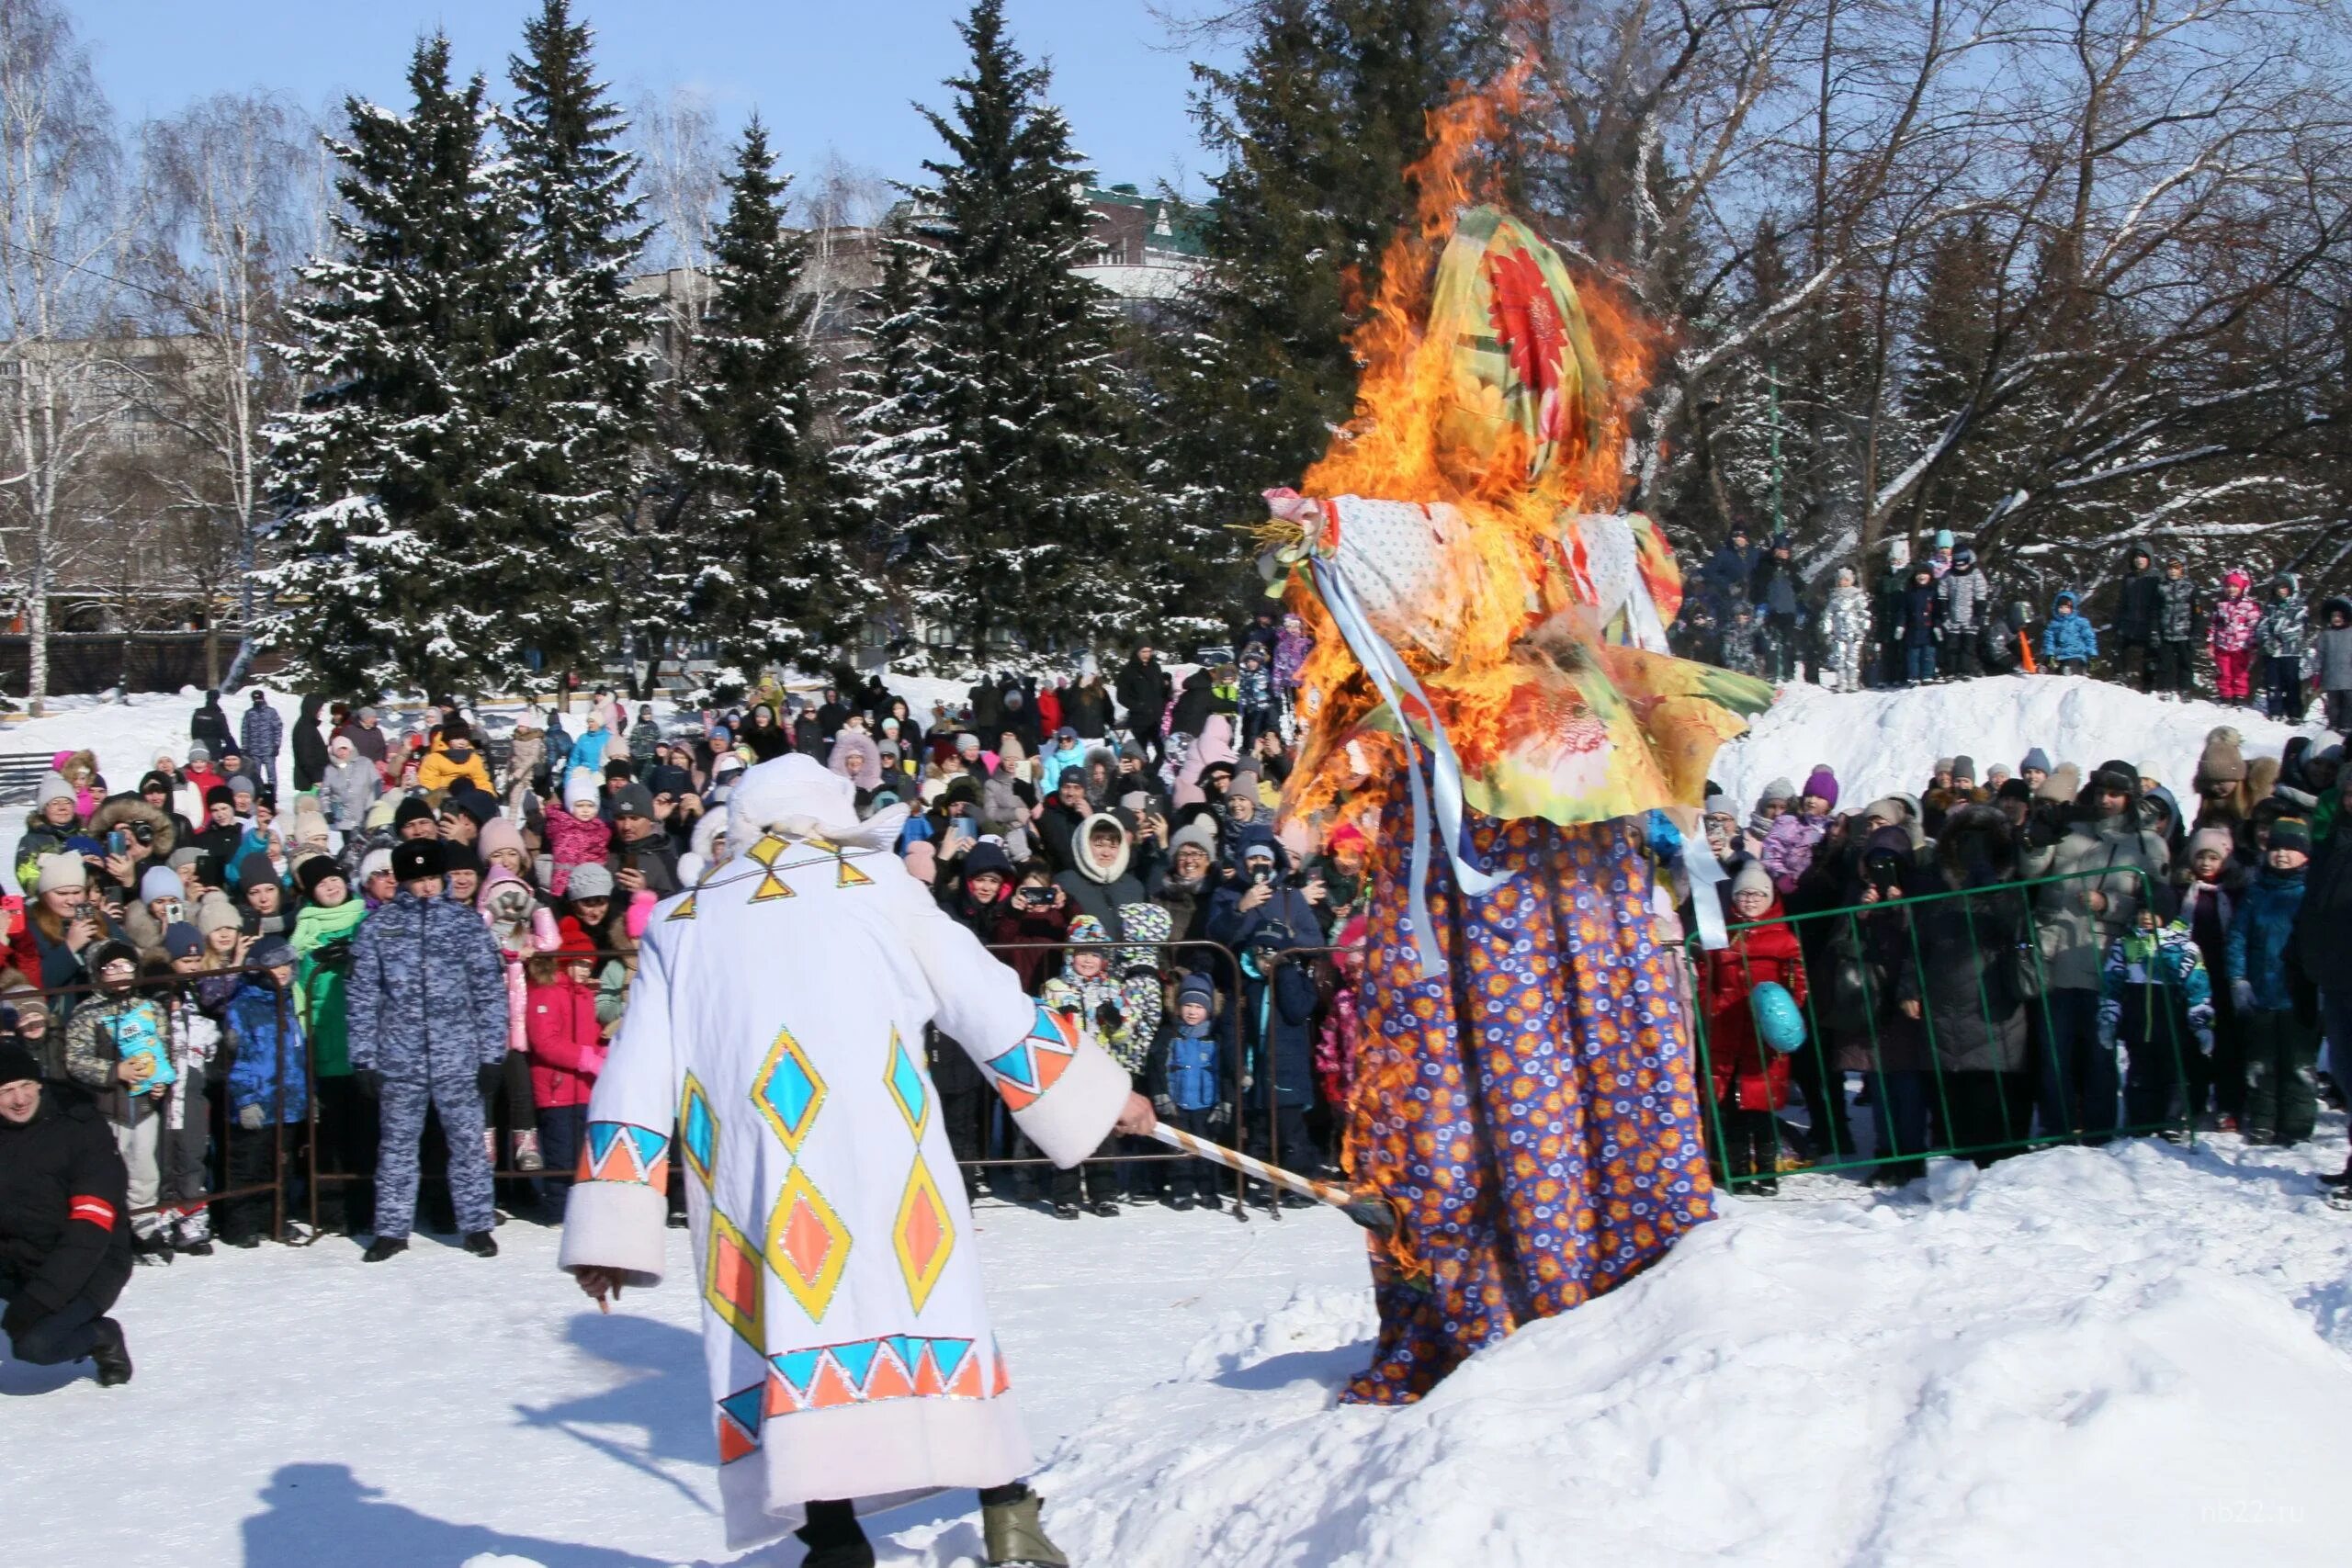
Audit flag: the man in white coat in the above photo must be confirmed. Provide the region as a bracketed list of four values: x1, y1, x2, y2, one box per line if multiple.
[561, 754, 1151, 1567]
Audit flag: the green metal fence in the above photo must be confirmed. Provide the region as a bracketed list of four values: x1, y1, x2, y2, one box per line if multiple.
[1685, 863, 2200, 1189]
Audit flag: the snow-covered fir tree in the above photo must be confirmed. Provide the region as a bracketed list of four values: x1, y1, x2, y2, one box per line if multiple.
[835, 210, 948, 660]
[642, 118, 860, 682]
[261, 36, 536, 698]
[501, 0, 653, 677]
[869, 0, 1149, 662]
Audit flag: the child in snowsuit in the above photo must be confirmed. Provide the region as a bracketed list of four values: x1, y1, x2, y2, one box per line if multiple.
[1312, 924, 1365, 1172]
[2041, 590, 2098, 674]
[1040, 915, 1135, 1216]
[2177, 826, 2245, 1127]
[1702, 862, 1808, 1191]
[1819, 567, 1871, 692]
[62, 941, 177, 1257]
[2209, 570, 2262, 705]
[1759, 767, 1838, 894]
[542, 772, 613, 897]
[2154, 558, 2201, 697]
[2098, 891, 2214, 1130]
[1236, 644, 1277, 749]
[2257, 572, 2311, 723]
[2227, 818, 2319, 1145]
[1719, 603, 1763, 677]
[1147, 971, 1226, 1209]
[2314, 598, 2352, 733]
[217, 937, 308, 1245]
[1900, 565, 1943, 684]
[481, 868, 557, 1174]
[524, 938, 605, 1191]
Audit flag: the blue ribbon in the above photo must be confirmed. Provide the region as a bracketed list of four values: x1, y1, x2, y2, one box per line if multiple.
[1311, 559, 1510, 978]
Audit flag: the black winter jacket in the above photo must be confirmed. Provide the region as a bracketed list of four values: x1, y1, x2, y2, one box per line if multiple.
[0, 1091, 132, 1324]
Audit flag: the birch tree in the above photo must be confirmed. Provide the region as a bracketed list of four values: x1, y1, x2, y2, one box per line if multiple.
[0, 0, 126, 713]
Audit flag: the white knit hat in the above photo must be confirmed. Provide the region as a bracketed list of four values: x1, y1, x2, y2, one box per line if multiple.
[35, 773, 75, 809]
[34, 852, 86, 894]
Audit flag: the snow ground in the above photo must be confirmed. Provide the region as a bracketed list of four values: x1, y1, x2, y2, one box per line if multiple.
[0, 1196, 1373, 1568]
[7, 1135, 2348, 1568]
[1714, 673, 2325, 815]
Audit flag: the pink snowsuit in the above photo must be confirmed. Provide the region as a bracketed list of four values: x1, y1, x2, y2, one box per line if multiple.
[541, 808, 613, 897]
[2211, 579, 2262, 702]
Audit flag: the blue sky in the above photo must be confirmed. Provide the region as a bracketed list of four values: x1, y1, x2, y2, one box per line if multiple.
[73, 0, 1233, 191]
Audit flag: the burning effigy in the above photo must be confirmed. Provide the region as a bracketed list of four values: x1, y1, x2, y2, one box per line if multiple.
[1261, 114, 1773, 1405]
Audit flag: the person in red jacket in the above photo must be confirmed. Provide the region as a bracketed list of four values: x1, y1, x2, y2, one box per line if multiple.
[524, 935, 607, 1193]
[0, 1041, 135, 1385]
[1702, 861, 1810, 1193]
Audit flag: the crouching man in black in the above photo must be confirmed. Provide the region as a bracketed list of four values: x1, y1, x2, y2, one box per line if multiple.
[0, 1041, 134, 1385]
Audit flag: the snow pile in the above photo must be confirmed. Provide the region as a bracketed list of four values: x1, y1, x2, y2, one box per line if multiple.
[1714, 673, 2324, 814]
[1035, 1139, 2352, 1568]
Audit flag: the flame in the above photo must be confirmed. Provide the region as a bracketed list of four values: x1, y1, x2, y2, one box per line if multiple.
[1282, 73, 1655, 822]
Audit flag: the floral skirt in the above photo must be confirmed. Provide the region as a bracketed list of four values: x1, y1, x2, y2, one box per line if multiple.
[1342, 805, 1715, 1405]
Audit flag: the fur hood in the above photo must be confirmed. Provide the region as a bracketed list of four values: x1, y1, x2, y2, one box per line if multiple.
[1071, 811, 1133, 886]
[1936, 803, 2018, 886]
[87, 795, 177, 861]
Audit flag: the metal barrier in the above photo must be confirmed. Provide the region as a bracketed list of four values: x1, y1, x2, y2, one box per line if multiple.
[16, 861, 2210, 1246]
[297, 936, 1273, 1228]
[1685, 863, 2198, 1189]
[7, 959, 305, 1245]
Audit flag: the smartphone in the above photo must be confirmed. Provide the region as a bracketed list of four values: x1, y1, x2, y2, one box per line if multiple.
[107, 829, 129, 857]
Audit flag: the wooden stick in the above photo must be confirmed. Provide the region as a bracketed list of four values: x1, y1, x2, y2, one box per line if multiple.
[1147, 1122, 1397, 1235]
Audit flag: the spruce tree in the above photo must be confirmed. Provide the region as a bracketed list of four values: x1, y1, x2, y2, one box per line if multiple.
[1148, 0, 1490, 552]
[885, 0, 1147, 661]
[653, 118, 857, 682]
[262, 37, 531, 698]
[838, 211, 956, 656]
[503, 0, 652, 679]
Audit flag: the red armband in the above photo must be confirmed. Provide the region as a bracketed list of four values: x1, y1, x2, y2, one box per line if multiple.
[68, 1194, 117, 1229]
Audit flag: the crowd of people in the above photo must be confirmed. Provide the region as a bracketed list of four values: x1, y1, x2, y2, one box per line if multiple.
[6, 590, 2351, 1387]
[1692, 733, 2352, 1194]
[1686, 527, 2350, 723]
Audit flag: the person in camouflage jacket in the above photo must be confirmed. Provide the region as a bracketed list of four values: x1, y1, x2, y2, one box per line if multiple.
[345, 841, 513, 1257]
[2154, 558, 2202, 698]
[2256, 571, 2311, 723]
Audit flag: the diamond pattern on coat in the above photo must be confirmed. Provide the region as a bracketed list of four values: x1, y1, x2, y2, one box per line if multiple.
[763, 1165, 851, 1322]
[750, 1025, 825, 1155]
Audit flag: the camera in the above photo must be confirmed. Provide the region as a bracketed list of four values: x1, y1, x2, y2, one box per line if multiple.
[1250, 866, 1273, 886]
[1018, 886, 1052, 908]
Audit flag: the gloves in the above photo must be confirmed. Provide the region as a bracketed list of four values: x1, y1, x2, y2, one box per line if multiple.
[355, 1068, 383, 1100]
[1095, 1001, 1124, 1034]
[1151, 1093, 1175, 1120]
[2233, 979, 2257, 1015]
[237, 1103, 266, 1132]
[477, 1062, 504, 1100]
[1211, 1101, 1233, 1128]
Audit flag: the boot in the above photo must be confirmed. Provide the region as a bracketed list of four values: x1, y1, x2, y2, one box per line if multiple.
[463, 1230, 499, 1258]
[89, 1316, 134, 1387]
[2318, 1156, 2352, 1190]
[513, 1128, 545, 1173]
[982, 1488, 1069, 1568]
[361, 1236, 409, 1263]
[793, 1501, 876, 1568]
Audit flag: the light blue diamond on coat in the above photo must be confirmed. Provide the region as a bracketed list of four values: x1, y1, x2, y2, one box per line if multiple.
[885, 1029, 930, 1139]
[751, 1026, 827, 1155]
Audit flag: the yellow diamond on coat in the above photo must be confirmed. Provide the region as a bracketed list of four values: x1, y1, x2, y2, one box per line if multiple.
[893, 1158, 954, 1314]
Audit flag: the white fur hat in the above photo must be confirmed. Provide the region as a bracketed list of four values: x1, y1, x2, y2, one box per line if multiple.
[727, 754, 906, 852]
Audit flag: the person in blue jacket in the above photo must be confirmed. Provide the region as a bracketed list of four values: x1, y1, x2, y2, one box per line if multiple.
[217, 935, 307, 1247]
[1147, 972, 1227, 1209]
[2042, 590, 2099, 673]
[2227, 817, 2319, 1145]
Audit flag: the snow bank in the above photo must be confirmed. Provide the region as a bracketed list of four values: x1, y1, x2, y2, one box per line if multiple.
[1713, 674, 2324, 814]
[1036, 1139, 2352, 1568]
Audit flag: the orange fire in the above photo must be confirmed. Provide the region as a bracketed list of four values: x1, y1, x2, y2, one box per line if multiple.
[1281, 75, 1655, 826]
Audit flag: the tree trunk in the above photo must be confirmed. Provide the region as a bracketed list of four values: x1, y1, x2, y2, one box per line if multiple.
[27, 558, 48, 716]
